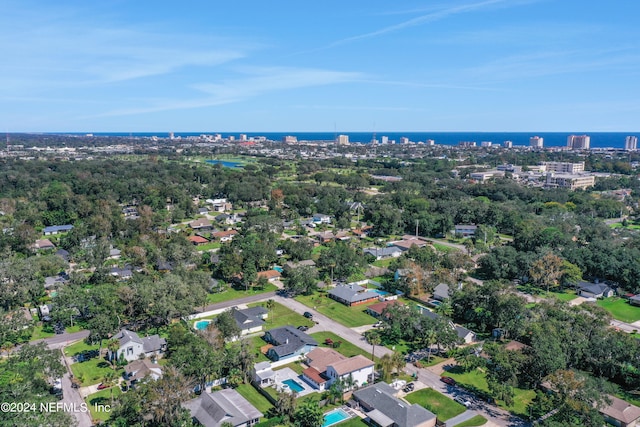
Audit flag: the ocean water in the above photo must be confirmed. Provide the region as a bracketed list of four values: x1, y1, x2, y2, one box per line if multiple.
[64, 131, 638, 149]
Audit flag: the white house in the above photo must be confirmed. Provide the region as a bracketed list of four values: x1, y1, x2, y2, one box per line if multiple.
[312, 214, 331, 224]
[325, 355, 374, 389]
[110, 329, 167, 362]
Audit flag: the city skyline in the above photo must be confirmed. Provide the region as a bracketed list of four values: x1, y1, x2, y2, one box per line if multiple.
[2, 1, 640, 132]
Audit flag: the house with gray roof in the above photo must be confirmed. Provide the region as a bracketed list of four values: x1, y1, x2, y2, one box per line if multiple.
[577, 281, 614, 299]
[183, 388, 262, 427]
[232, 307, 267, 336]
[417, 307, 475, 344]
[352, 382, 436, 427]
[109, 329, 167, 362]
[433, 283, 451, 301]
[43, 224, 74, 235]
[328, 284, 380, 306]
[263, 326, 317, 361]
[364, 246, 403, 260]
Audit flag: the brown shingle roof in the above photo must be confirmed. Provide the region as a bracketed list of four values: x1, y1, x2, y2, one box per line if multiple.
[329, 355, 374, 376]
[601, 396, 640, 424]
[367, 300, 404, 316]
[306, 347, 346, 372]
[303, 367, 327, 384]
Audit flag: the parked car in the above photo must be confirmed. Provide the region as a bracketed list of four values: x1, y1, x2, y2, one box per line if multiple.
[97, 383, 108, 390]
[303, 311, 313, 319]
[455, 396, 472, 408]
[297, 325, 309, 332]
[440, 376, 456, 386]
[403, 382, 415, 392]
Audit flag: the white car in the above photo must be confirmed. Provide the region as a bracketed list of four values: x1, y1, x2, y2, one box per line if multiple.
[455, 396, 472, 408]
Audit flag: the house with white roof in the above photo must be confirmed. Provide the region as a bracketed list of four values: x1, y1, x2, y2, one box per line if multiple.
[109, 329, 167, 362]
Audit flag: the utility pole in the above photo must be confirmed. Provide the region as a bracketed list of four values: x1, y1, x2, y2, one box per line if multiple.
[415, 220, 419, 237]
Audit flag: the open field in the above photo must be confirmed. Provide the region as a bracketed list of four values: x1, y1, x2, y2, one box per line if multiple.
[295, 294, 378, 327]
[205, 283, 277, 304]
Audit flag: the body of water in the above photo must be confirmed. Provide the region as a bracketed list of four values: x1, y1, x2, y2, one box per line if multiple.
[204, 160, 243, 168]
[64, 131, 639, 149]
[322, 408, 351, 427]
[282, 378, 305, 393]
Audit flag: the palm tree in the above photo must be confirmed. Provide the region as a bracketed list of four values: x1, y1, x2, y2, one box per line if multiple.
[434, 300, 453, 318]
[266, 299, 275, 323]
[101, 370, 117, 404]
[364, 330, 381, 361]
[376, 354, 394, 383]
[391, 351, 405, 378]
[107, 338, 120, 370]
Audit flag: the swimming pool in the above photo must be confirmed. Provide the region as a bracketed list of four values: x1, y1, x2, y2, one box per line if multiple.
[194, 320, 211, 330]
[322, 408, 351, 427]
[282, 379, 305, 393]
[273, 266, 284, 273]
[372, 289, 389, 296]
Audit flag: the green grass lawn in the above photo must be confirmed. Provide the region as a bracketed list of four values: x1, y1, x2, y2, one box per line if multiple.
[249, 301, 315, 330]
[444, 367, 535, 417]
[64, 340, 99, 357]
[196, 241, 222, 251]
[405, 388, 465, 421]
[274, 361, 305, 375]
[371, 258, 395, 268]
[71, 358, 117, 386]
[432, 243, 459, 253]
[235, 384, 273, 414]
[597, 297, 640, 323]
[310, 331, 377, 362]
[85, 387, 122, 422]
[456, 415, 488, 426]
[30, 324, 55, 340]
[205, 282, 277, 304]
[546, 290, 578, 302]
[249, 335, 271, 363]
[295, 294, 377, 327]
[332, 417, 368, 427]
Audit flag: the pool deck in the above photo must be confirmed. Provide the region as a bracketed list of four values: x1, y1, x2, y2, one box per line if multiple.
[273, 367, 315, 397]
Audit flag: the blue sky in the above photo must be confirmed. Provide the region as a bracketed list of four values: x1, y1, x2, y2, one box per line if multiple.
[2, 0, 640, 132]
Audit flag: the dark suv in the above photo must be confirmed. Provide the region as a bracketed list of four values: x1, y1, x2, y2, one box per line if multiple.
[303, 311, 313, 319]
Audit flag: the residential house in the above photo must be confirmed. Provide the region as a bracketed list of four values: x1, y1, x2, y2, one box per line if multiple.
[252, 361, 276, 387]
[303, 348, 373, 391]
[43, 225, 74, 235]
[454, 224, 477, 238]
[206, 198, 232, 213]
[364, 246, 402, 260]
[418, 307, 475, 344]
[313, 213, 331, 224]
[110, 266, 133, 281]
[189, 218, 213, 230]
[352, 382, 437, 427]
[109, 248, 121, 259]
[188, 235, 210, 246]
[109, 329, 167, 362]
[630, 295, 640, 307]
[257, 270, 281, 283]
[328, 284, 380, 306]
[44, 274, 68, 292]
[34, 239, 56, 250]
[123, 359, 164, 387]
[600, 395, 640, 427]
[197, 207, 209, 215]
[390, 236, 429, 251]
[366, 300, 405, 318]
[183, 389, 262, 427]
[316, 231, 335, 243]
[38, 304, 52, 321]
[122, 206, 139, 218]
[433, 283, 451, 301]
[231, 307, 268, 336]
[212, 229, 238, 243]
[577, 281, 614, 299]
[55, 249, 70, 262]
[156, 261, 174, 272]
[325, 355, 374, 389]
[263, 326, 318, 361]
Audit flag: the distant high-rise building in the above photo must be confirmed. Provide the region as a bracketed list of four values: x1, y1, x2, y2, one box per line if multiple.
[336, 135, 349, 145]
[282, 135, 297, 144]
[529, 136, 544, 148]
[169, 132, 175, 140]
[567, 135, 590, 150]
[481, 141, 492, 147]
[239, 134, 247, 142]
[426, 139, 435, 146]
[381, 136, 389, 145]
[400, 137, 409, 144]
[503, 140, 513, 148]
[459, 141, 476, 147]
[228, 135, 235, 141]
[625, 136, 638, 151]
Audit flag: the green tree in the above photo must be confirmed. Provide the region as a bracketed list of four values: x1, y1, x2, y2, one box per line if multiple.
[363, 329, 381, 361]
[294, 400, 324, 427]
[214, 309, 241, 340]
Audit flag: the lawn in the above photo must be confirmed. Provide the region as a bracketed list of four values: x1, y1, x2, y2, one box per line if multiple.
[456, 415, 488, 426]
[85, 387, 122, 422]
[546, 290, 577, 302]
[331, 417, 368, 427]
[432, 243, 459, 253]
[295, 294, 377, 328]
[249, 335, 271, 363]
[405, 388, 465, 421]
[235, 384, 273, 414]
[371, 258, 395, 268]
[70, 358, 117, 386]
[597, 298, 640, 323]
[310, 331, 377, 362]
[30, 324, 55, 340]
[196, 241, 221, 251]
[64, 340, 99, 357]
[205, 282, 277, 304]
[248, 301, 315, 330]
[444, 367, 535, 417]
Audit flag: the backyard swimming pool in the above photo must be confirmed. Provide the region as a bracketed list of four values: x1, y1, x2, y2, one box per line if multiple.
[194, 320, 211, 330]
[282, 379, 305, 393]
[372, 289, 389, 296]
[322, 408, 351, 427]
